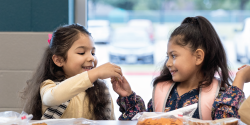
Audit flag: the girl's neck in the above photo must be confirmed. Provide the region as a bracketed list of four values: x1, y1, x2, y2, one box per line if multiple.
[178, 80, 198, 91]
[178, 73, 203, 90]
[177, 75, 202, 97]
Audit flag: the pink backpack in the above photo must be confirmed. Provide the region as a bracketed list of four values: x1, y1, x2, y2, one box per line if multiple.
[152, 78, 221, 120]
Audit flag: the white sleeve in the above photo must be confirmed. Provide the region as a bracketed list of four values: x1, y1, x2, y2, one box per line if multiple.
[40, 71, 93, 106]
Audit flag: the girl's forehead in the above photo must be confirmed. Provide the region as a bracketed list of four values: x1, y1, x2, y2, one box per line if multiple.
[167, 42, 177, 53]
[72, 34, 95, 48]
[167, 40, 179, 50]
[167, 40, 191, 54]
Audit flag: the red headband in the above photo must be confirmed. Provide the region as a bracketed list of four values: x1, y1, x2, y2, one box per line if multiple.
[48, 34, 52, 44]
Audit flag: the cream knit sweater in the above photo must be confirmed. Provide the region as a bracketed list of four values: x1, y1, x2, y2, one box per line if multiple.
[40, 71, 115, 120]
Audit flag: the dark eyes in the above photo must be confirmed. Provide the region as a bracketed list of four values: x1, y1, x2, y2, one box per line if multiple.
[78, 53, 85, 55]
[166, 55, 176, 59]
[78, 53, 95, 56]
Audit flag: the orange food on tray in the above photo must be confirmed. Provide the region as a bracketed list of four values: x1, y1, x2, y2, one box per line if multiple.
[137, 117, 183, 125]
[32, 123, 47, 125]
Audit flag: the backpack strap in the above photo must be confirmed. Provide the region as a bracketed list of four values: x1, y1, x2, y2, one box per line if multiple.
[153, 81, 175, 112]
[199, 78, 221, 120]
[153, 78, 220, 120]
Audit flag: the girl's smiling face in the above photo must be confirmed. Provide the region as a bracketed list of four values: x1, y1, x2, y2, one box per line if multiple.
[62, 33, 97, 78]
[166, 37, 198, 83]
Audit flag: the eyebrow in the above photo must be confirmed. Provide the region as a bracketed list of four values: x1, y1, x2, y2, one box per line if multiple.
[75, 46, 95, 50]
[166, 50, 176, 55]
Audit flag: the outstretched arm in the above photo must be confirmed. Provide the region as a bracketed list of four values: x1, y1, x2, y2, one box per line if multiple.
[41, 71, 93, 106]
[111, 76, 146, 120]
[41, 62, 123, 106]
[117, 92, 146, 120]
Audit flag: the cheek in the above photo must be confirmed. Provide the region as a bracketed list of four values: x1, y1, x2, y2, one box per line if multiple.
[172, 59, 177, 66]
[94, 58, 98, 67]
[173, 58, 182, 70]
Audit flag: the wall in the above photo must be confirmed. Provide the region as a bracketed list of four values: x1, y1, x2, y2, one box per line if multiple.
[0, 32, 51, 113]
[0, 0, 69, 113]
[0, 0, 68, 31]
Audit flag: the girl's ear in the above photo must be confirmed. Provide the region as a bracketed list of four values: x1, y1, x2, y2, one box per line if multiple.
[52, 55, 64, 67]
[195, 49, 204, 65]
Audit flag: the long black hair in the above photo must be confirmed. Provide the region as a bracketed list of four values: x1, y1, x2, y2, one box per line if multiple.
[153, 16, 232, 88]
[20, 24, 110, 120]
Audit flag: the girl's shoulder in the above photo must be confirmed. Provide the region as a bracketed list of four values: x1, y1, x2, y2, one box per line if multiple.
[40, 79, 57, 95]
[40, 79, 57, 88]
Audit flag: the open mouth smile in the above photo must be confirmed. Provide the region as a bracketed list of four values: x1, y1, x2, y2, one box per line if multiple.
[82, 66, 93, 71]
[170, 70, 178, 75]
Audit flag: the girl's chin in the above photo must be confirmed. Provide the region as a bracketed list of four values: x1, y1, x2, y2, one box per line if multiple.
[172, 77, 180, 82]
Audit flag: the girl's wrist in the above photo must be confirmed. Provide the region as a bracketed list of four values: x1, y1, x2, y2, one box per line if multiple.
[119, 91, 133, 97]
[126, 90, 133, 97]
[88, 68, 99, 83]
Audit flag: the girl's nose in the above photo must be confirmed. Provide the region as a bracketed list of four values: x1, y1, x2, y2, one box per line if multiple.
[87, 53, 95, 62]
[166, 59, 172, 68]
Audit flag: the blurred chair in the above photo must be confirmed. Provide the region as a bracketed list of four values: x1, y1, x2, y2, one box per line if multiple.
[0, 32, 49, 113]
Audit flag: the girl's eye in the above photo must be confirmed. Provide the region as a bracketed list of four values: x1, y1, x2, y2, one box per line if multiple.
[172, 55, 176, 58]
[92, 53, 95, 56]
[166, 56, 169, 60]
[78, 53, 85, 55]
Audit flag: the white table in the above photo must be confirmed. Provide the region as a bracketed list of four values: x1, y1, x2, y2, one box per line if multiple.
[30, 120, 138, 125]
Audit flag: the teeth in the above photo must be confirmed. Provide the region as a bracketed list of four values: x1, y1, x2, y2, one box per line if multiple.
[83, 67, 92, 69]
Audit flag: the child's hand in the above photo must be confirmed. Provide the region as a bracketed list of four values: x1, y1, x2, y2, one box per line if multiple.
[111, 76, 133, 97]
[88, 62, 123, 83]
[233, 65, 250, 90]
[236, 65, 250, 83]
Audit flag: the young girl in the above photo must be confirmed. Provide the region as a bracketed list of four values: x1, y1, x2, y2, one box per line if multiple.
[21, 24, 123, 120]
[111, 16, 245, 120]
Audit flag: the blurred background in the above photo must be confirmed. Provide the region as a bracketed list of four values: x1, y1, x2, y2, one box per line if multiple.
[0, 0, 250, 119]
